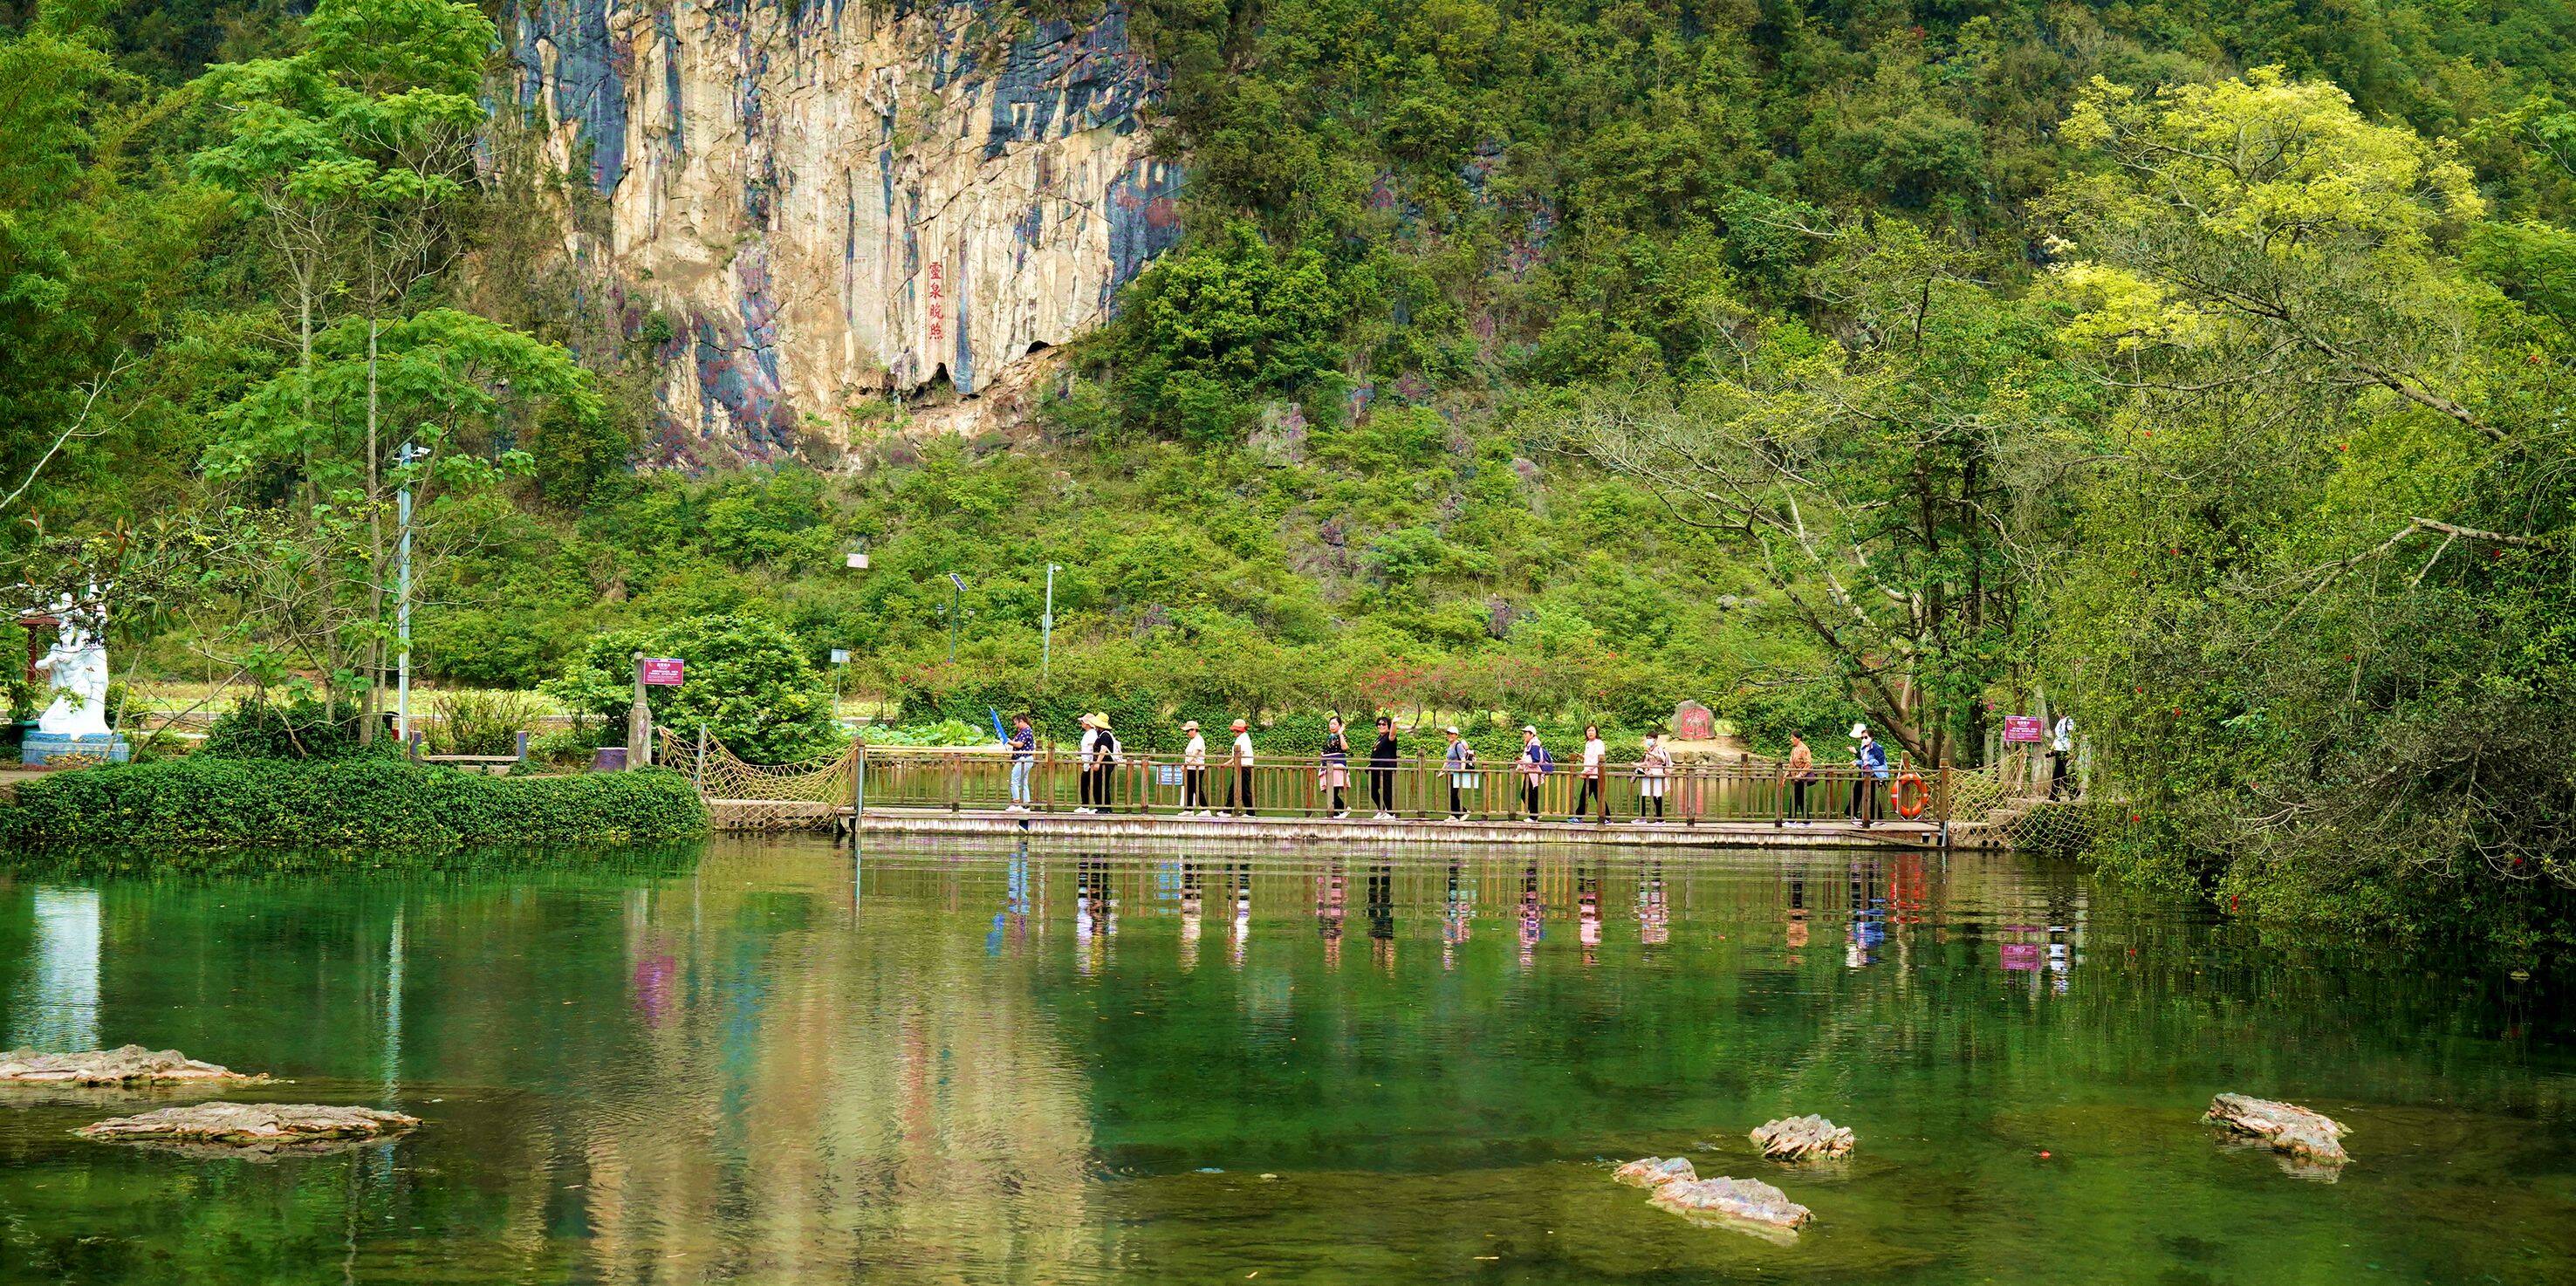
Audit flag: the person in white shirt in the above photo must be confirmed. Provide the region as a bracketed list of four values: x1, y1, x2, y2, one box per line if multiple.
[2051, 713, 2075, 799]
[1075, 714, 1100, 813]
[1633, 731, 1672, 824]
[1574, 723, 1608, 822]
[1228, 718, 1257, 817]
[1181, 720, 1209, 815]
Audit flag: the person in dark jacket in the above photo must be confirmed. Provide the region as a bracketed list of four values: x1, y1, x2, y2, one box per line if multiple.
[1367, 716, 1401, 818]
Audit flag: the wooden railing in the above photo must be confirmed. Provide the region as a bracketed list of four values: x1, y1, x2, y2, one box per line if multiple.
[856, 745, 1951, 825]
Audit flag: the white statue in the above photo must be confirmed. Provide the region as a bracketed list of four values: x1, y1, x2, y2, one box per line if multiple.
[34, 602, 112, 740]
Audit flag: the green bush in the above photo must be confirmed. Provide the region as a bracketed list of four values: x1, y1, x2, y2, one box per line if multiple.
[200, 695, 385, 760]
[543, 613, 843, 763]
[427, 688, 547, 756]
[0, 758, 708, 849]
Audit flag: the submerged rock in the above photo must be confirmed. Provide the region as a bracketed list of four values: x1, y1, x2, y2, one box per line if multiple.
[2205, 1093, 2348, 1164]
[1612, 1156, 1697, 1188]
[1750, 1114, 1855, 1160]
[79, 1103, 417, 1147]
[1649, 1176, 1813, 1232]
[0, 1046, 266, 1086]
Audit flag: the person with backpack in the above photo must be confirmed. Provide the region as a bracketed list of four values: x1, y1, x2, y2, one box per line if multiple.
[1517, 725, 1553, 821]
[1367, 715, 1401, 818]
[1441, 725, 1476, 819]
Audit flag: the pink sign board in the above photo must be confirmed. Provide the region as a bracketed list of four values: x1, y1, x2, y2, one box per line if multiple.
[641, 658, 686, 687]
[2002, 715, 2044, 742]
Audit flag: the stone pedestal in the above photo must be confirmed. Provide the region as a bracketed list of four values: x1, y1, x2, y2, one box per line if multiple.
[23, 733, 130, 767]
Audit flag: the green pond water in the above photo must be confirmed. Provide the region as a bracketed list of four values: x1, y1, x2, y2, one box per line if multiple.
[0, 840, 2571, 1284]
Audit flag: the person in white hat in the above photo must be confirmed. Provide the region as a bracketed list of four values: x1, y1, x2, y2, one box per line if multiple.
[1516, 725, 1552, 821]
[1440, 726, 1476, 820]
[1074, 714, 1100, 813]
[1181, 720, 1209, 815]
[1227, 718, 1257, 816]
[1847, 722, 1887, 827]
[1087, 713, 1120, 815]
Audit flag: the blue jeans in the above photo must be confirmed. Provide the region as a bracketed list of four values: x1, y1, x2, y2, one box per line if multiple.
[1010, 759, 1032, 804]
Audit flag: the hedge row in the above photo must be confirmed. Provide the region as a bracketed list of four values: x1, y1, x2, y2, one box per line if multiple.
[0, 759, 709, 850]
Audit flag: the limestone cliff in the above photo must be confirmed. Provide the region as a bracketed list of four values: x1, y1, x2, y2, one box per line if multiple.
[511, 0, 1182, 459]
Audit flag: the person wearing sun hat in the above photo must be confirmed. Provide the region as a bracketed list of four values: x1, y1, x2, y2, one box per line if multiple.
[1227, 718, 1256, 816]
[1181, 720, 1209, 816]
[1074, 714, 1100, 812]
[1087, 713, 1120, 814]
[1847, 722, 1888, 828]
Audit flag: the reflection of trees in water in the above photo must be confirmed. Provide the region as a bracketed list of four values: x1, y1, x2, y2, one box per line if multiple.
[563, 845, 1106, 1283]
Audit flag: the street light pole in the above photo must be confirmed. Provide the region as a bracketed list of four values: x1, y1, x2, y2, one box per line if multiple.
[1041, 563, 1059, 690]
[946, 572, 968, 663]
[394, 442, 421, 747]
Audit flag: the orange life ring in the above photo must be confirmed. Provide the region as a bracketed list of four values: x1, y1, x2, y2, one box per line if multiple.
[1893, 772, 1929, 819]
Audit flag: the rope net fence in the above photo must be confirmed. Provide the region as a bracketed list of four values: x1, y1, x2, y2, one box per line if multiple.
[1946, 749, 2099, 853]
[661, 729, 856, 804]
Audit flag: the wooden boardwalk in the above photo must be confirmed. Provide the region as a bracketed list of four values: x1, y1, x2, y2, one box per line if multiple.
[711, 800, 1977, 849]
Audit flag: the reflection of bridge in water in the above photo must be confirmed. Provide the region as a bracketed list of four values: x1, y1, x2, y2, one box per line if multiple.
[686, 740, 2062, 850]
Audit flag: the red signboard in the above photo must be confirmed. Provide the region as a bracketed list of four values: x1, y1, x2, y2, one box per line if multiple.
[2002, 715, 2044, 742]
[641, 658, 686, 687]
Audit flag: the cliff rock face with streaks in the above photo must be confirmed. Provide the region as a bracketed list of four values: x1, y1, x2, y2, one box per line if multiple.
[511, 0, 1182, 459]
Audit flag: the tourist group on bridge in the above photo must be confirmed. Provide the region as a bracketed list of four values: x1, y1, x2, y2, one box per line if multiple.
[993, 710, 1920, 826]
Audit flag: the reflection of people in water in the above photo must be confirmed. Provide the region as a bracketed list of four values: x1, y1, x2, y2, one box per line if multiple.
[1230, 861, 1251, 969]
[1441, 859, 1472, 969]
[1578, 863, 1601, 965]
[1180, 858, 1203, 972]
[1785, 874, 1810, 954]
[1367, 859, 1395, 971]
[1317, 861, 1347, 970]
[1076, 856, 1117, 975]
[1636, 862, 1669, 947]
[991, 841, 1033, 958]
[1846, 858, 1885, 968]
[1518, 862, 1544, 968]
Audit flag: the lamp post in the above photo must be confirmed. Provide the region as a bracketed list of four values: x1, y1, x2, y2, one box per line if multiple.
[944, 571, 969, 663]
[1041, 563, 1060, 690]
[394, 441, 424, 747]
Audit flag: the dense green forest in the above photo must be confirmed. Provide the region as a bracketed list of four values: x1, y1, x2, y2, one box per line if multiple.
[4, 0, 2576, 953]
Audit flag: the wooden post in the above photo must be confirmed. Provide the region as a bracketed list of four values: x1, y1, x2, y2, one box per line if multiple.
[694, 723, 709, 787]
[626, 652, 650, 769]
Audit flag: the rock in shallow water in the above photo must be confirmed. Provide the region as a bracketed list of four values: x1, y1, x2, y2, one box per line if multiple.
[1612, 1156, 1697, 1188]
[1750, 1114, 1855, 1160]
[2204, 1093, 2348, 1164]
[1649, 1176, 1814, 1231]
[0, 1046, 266, 1085]
[79, 1103, 417, 1146]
